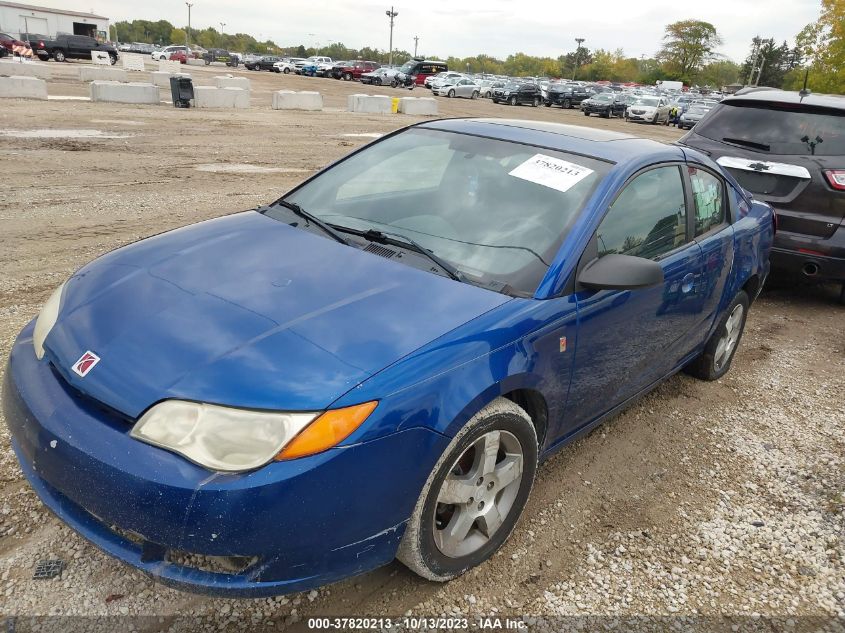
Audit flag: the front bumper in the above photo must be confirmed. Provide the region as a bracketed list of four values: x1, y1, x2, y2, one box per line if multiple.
[3, 321, 448, 596]
[627, 110, 655, 121]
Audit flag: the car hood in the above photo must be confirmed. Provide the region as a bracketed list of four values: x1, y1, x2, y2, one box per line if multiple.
[45, 212, 510, 418]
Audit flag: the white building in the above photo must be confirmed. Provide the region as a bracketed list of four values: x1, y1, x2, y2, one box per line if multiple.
[0, 2, 109, 42]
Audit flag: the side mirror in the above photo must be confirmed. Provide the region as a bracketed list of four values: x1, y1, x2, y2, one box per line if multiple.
[578, 254, 664, 291]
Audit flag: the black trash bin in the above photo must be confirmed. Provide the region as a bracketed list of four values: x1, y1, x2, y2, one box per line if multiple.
[170, 76, 194, 108]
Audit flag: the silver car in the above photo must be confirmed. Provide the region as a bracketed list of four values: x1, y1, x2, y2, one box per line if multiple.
[433, 77, 480, 99]
[678, 105, 711, 130]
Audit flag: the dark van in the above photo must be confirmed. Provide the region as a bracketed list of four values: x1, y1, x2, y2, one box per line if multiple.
[395, 58, 448, 86]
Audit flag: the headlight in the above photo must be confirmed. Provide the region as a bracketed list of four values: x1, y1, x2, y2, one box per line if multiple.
[33, 282, 65, 360]
[131, 399, 377, 472]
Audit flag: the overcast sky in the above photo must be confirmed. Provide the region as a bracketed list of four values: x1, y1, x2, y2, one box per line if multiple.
[81, 0, 820, 62]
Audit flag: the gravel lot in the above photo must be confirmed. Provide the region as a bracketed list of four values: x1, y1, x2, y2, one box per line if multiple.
[0, 60, 843, 632]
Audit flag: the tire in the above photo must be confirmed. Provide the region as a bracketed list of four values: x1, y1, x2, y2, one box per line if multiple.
[603, 108, 611, 118]
[374, 77, 382, 86]
[396, 397, 538, 581]
[651, 113, 658, 124]
[53, 49, 65, 62]
[684, 291, 750, 381]
[109, 54, 117, 66]
[562, 98, 571, 109]
[509, 95, 517, 106]
[343, 72, 352, 81]
[839, 284, 845, 306]
[584, 110, 590, 116]
[471, 91, 479, 100]
[204, 60, 210, 65]
[544, 101, 551, 107]
[283, 67, 290, 74]
[532, 97, 539, 107]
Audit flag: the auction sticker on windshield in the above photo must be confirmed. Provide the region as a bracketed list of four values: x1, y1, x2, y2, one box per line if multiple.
[509, 154, 594, 193]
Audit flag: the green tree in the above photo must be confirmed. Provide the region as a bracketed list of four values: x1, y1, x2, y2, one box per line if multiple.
[170, 28, 186, 45]
[784, 0, 845, 94]
[657, 20, 722, 81]
[698, 60, 741, 88]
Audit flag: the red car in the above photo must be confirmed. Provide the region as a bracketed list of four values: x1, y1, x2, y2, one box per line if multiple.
[0, 32, 31, 57]
[334, 60, 380, 81]
[169, 50, 192, 64]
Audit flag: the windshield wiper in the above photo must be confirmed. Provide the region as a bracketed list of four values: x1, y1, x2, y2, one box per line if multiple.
[721, 137, 771, 152]
[272, 200, 349, 246]
[332, 225, 464, 282]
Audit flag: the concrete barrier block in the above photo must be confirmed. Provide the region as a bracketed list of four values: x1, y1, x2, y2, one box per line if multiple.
[91, 51, 111, 65]
[347, 94, 392, 114]
[121, 54, 146, 71]
[272, 90, 322, 111]
[158, 60, 182, 73]
[151, 71, 192, 87]
[90, 81, 160, 104]
[214, 75, 250, 90]
[186, 58, 206, 67]
[194, 86, 249, 109]
[398, 96, 438, 115]
[0, 75, 47, 100]
[0, 61, 51, 79]
[79, 66, 128, 82]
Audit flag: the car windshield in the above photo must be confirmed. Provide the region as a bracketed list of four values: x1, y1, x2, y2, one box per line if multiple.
[634, 97, 660, 107]
[695, 101, 845, 156]
[399, 61, 416, 73]
[271, 128, 609, 296]
[593, 94, 614, 102]
[687, 107, 708, 115]
[503, 83, 520, 90]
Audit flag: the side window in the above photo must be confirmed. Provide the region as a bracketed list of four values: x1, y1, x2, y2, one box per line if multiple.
[688, 167, 725, 235]
[420, 64, 432, 74]
[597, 166, 688, 260]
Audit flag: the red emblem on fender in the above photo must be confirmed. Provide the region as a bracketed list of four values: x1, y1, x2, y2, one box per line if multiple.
[72, 351, 100, 377]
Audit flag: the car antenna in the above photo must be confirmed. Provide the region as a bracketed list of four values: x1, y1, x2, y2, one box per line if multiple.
[798, 69, 811, 98]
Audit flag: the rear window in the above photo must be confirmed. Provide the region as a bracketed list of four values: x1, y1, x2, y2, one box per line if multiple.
[695, 101, 845, 156]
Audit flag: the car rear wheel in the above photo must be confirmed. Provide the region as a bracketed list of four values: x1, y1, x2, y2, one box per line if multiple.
[53, 49, 65, 62]
[532, 96, 540, 107]
[684, 291, 749, 381]
[397, 397, 538, 581]
[509, 95, 517, 106]
[283, 68, 290, 74]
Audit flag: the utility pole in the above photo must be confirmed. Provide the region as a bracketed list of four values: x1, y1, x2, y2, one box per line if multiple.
[755, 56, 766, 86]
[219, 22, 225, 46]
[748, 35, 761, 85]
[573, 37, 585, 80]
[413, 35, 419, 58]
[385, 6, 398, 67]
[185, 2, 193, 47]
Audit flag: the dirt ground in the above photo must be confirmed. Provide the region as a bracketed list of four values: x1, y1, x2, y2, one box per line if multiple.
[0, 60, 843, 632]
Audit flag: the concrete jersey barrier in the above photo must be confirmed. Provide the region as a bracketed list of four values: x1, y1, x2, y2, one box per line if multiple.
[89, 81, 160, 105]
[0, 61, 51, 79]
[214, 75, 250, 90]
[272, 90, 322, 111]
[193, 86, 249, 109]
[347, 94, 392, 114]
[79, 66, 128, 82]
[0, 75, 48, 100]
[398, 97, 438, 116]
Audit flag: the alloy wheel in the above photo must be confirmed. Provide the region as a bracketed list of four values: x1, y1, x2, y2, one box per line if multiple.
[433, 430, 524, 558]
[714, 304, 744, 371]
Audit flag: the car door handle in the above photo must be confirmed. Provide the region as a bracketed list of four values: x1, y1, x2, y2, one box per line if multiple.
[681, 273, 695, 293]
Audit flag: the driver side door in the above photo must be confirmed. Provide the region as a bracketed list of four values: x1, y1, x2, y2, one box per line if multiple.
[563, 164, 706, 433]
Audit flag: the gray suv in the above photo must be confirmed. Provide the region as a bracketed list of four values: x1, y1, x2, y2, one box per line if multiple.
[679, 90, 845, 302]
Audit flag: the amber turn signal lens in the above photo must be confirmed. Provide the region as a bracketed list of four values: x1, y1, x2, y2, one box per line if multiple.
[275, 401, 378, 460]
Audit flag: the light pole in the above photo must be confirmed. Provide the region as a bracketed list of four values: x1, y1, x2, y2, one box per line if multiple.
[573, 37, 585, 80]
[219, 22, 225, 45]
[185, 2, 193, 47]
[385, 7, 398, 67]
[413, 35, 419, 57]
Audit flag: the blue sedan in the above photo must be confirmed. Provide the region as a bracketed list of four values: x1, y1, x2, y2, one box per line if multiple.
[3, 119, 774, 597]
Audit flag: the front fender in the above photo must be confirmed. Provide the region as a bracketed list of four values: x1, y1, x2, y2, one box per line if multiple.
[332, 296, 579, 451]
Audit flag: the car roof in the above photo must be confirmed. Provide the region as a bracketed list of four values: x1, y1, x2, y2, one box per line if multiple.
[417, 118, 684, 164]
[722, 89, 845, 110]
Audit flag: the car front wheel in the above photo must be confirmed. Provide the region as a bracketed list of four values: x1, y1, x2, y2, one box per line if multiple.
[397, 397, 538, 581]
[509, 95, 517, 106]
[684, 291, 749, 381]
